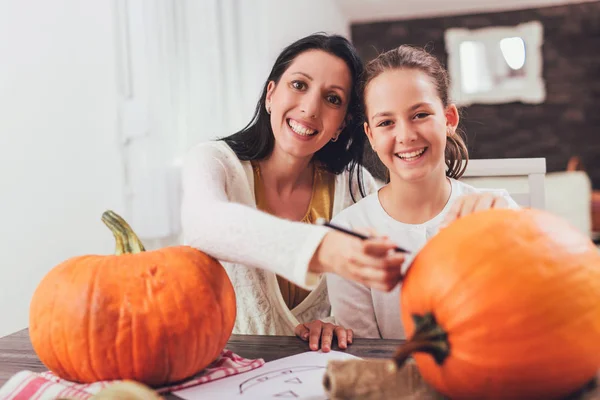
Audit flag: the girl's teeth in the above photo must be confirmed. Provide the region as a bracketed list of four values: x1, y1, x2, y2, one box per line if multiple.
[288, 119, 316, 136]
[397, 148, 425, 159]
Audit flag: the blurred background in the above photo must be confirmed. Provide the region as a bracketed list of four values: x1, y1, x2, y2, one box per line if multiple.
[1, 0, 598, 337]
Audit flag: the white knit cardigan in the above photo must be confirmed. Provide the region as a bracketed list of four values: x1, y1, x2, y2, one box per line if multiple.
[180, 141, 378, 336]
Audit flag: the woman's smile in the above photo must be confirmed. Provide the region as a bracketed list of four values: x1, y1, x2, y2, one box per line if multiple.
[286, 118, 319, 141]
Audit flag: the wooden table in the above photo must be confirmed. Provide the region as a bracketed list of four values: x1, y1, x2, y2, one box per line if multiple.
[0, 328, 403, 399]
[2, 329, 598, 399]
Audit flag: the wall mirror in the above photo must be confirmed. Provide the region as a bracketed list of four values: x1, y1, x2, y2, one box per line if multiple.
[445, 20, 545, 106]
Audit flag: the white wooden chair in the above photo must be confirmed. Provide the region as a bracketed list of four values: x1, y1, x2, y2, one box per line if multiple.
[460, 158, 547, 209]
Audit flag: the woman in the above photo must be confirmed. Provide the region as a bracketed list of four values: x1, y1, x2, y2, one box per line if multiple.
[180, 33, 405, 351]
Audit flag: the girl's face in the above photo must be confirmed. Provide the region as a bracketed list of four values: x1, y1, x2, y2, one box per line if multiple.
[265, 49, 351, 161]
[364, 68, 459, 184]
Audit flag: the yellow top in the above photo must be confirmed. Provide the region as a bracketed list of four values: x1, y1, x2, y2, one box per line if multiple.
[252, 161, 336, 310]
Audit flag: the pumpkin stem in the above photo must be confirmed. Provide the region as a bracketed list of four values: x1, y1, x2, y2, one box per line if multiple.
[101, 210, 146, 255]
[393, 312, 449, 368]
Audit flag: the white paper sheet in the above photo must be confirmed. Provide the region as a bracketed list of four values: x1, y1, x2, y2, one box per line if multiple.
[173, 350, 360, 400]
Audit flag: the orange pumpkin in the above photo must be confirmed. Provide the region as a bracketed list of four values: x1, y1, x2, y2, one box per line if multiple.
[396, 208, 600, 400]
[29, 210, 236, 387]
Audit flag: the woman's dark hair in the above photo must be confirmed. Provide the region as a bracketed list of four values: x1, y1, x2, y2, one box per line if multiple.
[220, 33, 367, 200]
[362, 45, 469, 180]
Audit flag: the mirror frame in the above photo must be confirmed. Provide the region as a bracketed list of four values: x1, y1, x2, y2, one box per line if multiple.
[445, 20, 545, 106]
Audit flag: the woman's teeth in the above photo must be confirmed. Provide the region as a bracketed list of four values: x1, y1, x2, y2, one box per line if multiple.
[288, 119, 317, 136]
[396, 148, 426, 161]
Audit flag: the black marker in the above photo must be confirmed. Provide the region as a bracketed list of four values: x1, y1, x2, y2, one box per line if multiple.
[316, 218, 410, 254]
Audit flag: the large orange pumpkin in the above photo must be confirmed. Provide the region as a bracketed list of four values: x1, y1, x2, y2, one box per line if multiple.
[29, 210, 236, 387]
[396, 208, 600, 400]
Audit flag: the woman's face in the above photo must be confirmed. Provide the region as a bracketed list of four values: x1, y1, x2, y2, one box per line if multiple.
[265, 49, 352, 161]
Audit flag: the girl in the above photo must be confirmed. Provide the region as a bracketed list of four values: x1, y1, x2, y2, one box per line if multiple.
[180, 34, 405, 350]
[325, 45, 519, 339]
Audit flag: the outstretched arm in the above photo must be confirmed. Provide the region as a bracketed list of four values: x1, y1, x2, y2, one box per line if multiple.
[181, 143, 405, 292]
[180, 143, 328, 289]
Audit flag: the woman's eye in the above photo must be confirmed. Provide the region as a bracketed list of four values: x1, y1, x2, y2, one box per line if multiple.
[377, 120, 393, 127]
[414, 112, 430, 119]
[327, 94, 342, 105]
[291, 80, 307, 90]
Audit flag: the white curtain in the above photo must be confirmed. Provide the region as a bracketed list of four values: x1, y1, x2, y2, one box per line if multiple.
[179, 0, 271, 147]
[113, 0, 270, 244]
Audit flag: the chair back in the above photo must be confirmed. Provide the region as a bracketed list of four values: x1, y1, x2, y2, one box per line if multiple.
[460, 158, 547, 209]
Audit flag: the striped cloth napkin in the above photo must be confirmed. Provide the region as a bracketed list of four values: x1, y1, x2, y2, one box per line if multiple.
[0, 349, 264, 400]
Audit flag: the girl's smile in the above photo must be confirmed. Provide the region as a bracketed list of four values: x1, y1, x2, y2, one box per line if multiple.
[394, 146, 428, 163]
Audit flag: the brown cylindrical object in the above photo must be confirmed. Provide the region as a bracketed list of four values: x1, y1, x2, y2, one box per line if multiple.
[323, 358, 444, 400]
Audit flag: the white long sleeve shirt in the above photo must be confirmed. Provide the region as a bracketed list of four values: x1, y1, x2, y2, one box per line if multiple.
[326, 178, 519, 339]
[180, 140, 378, 335]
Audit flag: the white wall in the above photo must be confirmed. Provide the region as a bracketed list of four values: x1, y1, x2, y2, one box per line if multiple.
[0, 1, 125, 337]
[264, 1, 350, 63]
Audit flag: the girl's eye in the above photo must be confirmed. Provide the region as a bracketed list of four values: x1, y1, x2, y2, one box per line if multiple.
[414, 112, 430, 119]
[291, 80, 307, 90]
[327, 94, 342, 105]
[376, 120, 393, 127]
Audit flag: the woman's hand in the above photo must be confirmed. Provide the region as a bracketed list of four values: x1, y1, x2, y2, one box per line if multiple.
[294, 320, 353, 352]
[309, 230, 405, 292]
[441, 193, 509, 228]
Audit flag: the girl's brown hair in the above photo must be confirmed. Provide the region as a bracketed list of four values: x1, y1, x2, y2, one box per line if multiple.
[362, 45, 468, 179]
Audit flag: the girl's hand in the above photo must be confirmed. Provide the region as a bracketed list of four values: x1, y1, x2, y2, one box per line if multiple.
[442, 193, 509, 228]
[294, 320, 353, 352]
[309, 230, 405, 292]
